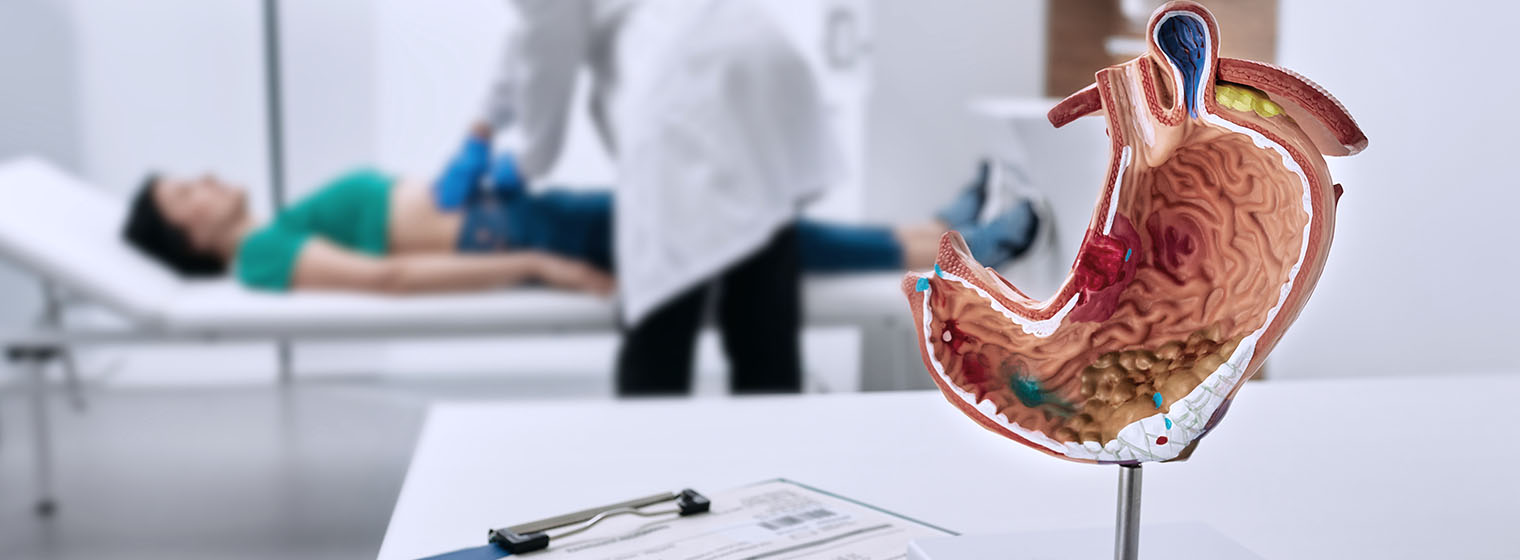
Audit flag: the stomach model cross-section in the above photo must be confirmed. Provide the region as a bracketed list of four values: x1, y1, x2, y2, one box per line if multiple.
[902, 1, 1367, 464]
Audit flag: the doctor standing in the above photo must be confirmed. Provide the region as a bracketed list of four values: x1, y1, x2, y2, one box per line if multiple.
[450, 0, 841, 394]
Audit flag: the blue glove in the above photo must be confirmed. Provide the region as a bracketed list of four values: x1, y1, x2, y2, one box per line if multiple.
[434, 136, 491, 211]
[488, 152, 527, 199]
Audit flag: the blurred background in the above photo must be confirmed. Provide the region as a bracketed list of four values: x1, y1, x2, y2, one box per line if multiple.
[0, 0, 1515, 558]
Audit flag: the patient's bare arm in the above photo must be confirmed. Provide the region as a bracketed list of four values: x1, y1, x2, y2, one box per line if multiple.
[289, 239, 614, 295]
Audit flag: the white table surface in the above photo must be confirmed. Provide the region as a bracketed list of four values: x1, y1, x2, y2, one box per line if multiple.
[378, 374, 1520, 559]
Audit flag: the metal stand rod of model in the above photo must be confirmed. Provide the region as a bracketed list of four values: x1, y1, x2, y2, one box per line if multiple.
[1114, 465, 1141, 560]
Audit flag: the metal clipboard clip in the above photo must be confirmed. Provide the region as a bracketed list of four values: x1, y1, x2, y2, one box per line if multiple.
[487, 488, 711, 554]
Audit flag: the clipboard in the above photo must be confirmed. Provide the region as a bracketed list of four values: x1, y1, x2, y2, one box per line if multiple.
[417, 479, 955, 559]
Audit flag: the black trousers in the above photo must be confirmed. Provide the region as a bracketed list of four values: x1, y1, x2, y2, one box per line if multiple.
[616, 226, 802, 395]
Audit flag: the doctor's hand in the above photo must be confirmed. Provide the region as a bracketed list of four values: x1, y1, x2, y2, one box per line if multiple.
[488, 151, 527, 198]
[534, 253, 615, 297]
[433, 123, 494, 211]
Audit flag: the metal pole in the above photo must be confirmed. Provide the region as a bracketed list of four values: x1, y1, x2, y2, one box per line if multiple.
[261, 0, 288, 211]
[262, 0, 292, 388]
[1115, 464, 1142, 560]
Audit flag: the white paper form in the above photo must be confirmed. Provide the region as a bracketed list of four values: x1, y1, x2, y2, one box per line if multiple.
[526, 480, 954, 560]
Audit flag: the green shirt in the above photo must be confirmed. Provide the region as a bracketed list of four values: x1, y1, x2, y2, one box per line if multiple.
[235, 168, 393, 291]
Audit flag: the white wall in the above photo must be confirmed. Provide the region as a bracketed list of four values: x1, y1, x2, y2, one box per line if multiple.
[281, 0, 379, 194]
[2, 0, 377, 213]
[371, 0, 617, 186]
[372, 0, 514, 181]
[0, 0, 80, 327]
[65, 0, 272, 211]
[863, 0, 1046, 223]
[1268, 0, 1520, 378]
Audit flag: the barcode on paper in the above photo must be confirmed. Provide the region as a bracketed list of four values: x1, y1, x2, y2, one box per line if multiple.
[759, 508, 837, 530]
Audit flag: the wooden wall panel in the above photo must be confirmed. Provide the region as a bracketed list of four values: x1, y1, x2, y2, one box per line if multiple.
[1045, 0, 1277, 98]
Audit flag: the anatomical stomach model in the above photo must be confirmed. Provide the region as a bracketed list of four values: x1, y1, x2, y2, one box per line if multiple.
[903, 1, 1366, 464]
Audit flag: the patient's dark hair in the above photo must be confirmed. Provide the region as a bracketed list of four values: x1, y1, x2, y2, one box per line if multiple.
[122, 174, 227, 276]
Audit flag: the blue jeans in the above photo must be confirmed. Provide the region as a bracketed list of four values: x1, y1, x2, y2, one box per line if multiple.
[457, 189, 902, 273]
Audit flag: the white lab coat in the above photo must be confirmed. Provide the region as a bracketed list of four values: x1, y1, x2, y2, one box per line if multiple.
[483, 0, 841, 323]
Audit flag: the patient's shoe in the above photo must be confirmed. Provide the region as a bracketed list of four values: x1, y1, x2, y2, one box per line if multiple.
[974, 158, 1034, 226]
[935, 161, 990, 228]
[993, 175, 1060, 294]
[958, 156, 1051, 268]
[938, 158, 1038, 230]
[959, 199, 1038, 267]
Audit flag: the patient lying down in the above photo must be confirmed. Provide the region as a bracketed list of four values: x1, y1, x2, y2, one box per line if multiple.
[122, 163, 1041, 295]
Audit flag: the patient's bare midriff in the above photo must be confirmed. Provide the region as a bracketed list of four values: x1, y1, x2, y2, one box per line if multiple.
[387, 179, 464, 254]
